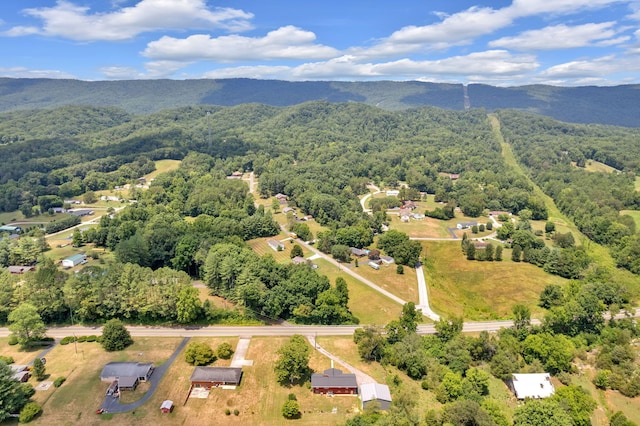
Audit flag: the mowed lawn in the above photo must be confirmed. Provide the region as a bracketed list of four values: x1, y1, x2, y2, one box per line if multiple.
[25, 337, 183, 426]
[423, 241, 566, 320]
[113, 337, 361, 426]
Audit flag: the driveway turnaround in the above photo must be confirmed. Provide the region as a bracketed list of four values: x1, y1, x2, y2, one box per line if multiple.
[100, 337, 190, 413]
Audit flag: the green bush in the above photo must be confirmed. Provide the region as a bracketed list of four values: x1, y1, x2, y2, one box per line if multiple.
[86, 335, 97, 342]
[282, 400, 300, 419]
[53, 376, 66, 387]
[288, 393, 297, 401]
[0, 355, 15, 364]
[233, 409, 239, 416]
[77, 336, 87, 342]
[60, 336, 75, 345]
[19, 402, 42, 423]
[216, 342, 234, 360]
[224, 409, 231, 416]
[8, 335, 19, 345]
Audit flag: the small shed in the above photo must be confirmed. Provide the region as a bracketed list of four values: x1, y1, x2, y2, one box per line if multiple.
[160, 400, 174, 414]
[360, 383, 392, 410]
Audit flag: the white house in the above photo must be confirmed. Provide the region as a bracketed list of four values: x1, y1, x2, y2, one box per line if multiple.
[267, 239, 284, 252]
[510, 373, 555, 399]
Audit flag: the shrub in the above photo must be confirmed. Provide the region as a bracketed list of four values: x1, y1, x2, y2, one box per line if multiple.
[0, 355, 15, 364]
[396, 265, 404, 274]
[288, 393, 297, 401]
[185, 342, 216, 366]
[60, 336, 75, 345]
[86, 335, 97, 342]
[216, 342, 234, 360]
[53, 376, 66, 387]
[224, 409, 231, 416]
[77, 336, 87, 342]
[233, 409, 239, 416]
[282, 400, 300, 419]
[8, 335, 18, 345]
[19, 402, 42, 423]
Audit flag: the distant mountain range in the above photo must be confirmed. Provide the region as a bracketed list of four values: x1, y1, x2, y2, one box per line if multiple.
[1, 78, 638, 127]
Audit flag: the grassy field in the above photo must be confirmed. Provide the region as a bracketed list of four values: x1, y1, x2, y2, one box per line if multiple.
[620, 210, 640, 229]
[144, 159, 182, 180]
[313, 258, 402, 325]
[423, 241, 566, 320]
[583, 160, 620, 174]
[343, 258, 419, 305]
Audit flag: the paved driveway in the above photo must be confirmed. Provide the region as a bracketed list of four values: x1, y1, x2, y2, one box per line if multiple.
[100, 337, 190, 413]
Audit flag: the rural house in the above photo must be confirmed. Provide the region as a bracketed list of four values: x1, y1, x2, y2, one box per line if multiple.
[267, 239, 284, 251]
[360, 383, 392, 410]
[311, 368, 358, 395]
[350, 247, 367, 257]
[190, 366, 243, 389]
[100, 362, 154, 392]
[456, 221, 478, 230]
[7, 265, 35, 274]
[510, 373, 555, 399]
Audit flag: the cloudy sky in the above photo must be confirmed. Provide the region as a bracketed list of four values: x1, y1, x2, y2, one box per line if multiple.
[1, 0, 639, 85]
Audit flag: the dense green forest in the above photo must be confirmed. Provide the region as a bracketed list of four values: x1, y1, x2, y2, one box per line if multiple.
[2, 101, 640, 280]
[2, 100, 640, 424]
[1, 78, 639, 127]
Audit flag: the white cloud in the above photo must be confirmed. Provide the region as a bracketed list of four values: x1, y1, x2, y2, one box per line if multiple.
[143, 60, 193, 78]
[490, 22, 620, 50]
[142, 26, 339, 61]
[0, 66, 76, 79]
[538, 54, 640, 80]
[288, 50, 538, 81]
[99, 66, 142, 79]
[509, 0, 629, 16]
[201, 65, 292, 80]
[4, 0, 253, 41]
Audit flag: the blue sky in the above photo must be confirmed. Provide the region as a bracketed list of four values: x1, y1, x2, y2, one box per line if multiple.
[0, 0, 639, 85]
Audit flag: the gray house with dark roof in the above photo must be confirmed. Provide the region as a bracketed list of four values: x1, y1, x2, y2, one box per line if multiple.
[190, 366, 243, 389]
[100, 362, 154, 391]
[311, 368, 358, 395]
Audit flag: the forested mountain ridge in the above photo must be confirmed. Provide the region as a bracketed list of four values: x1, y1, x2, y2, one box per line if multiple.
[1, 77, 639, 127]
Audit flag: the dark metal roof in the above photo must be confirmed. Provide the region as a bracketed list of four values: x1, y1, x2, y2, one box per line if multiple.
[190, 367, 243, 383]
[100, 362, 153, 379]
[311, 368, 357, 388]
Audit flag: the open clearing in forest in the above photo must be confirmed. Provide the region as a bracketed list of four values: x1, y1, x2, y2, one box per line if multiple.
[423, 240, 565, 320]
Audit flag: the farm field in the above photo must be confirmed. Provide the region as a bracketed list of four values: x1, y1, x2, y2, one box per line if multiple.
[423, 241, 566, 320]
[345, 258, 419, 305]
[313, 258, 401, 325]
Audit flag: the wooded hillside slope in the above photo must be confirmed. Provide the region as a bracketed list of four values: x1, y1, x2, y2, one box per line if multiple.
[1, 78, 638, 127]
